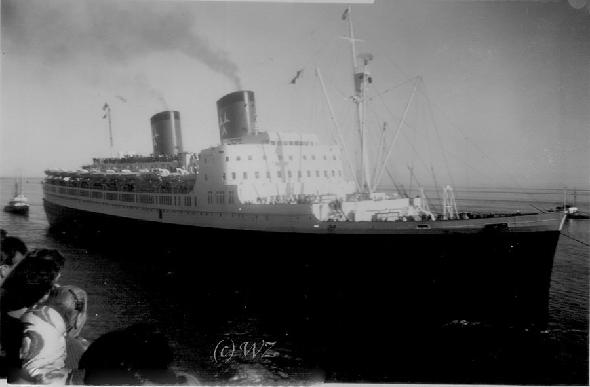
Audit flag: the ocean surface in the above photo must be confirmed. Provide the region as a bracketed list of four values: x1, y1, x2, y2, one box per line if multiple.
[1, 177, 588, 384]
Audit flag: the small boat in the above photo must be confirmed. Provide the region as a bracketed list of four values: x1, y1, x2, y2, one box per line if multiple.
[557, 190, 590, 219]
[4, 177, 30, 215]
[556, 206, 590, 220]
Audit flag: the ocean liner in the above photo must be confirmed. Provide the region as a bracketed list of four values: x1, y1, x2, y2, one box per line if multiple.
[43, 7, 564, 334]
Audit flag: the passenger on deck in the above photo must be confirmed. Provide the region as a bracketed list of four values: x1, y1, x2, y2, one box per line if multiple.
[49, 286, 89, 371]
[0, 248, 65, 382]
[17, 285, 89, 385]
[79, 323, 199, 385]
[0, 235, 29, 286]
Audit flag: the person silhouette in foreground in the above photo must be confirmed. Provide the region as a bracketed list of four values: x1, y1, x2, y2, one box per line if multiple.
[1, 248, 65, 382]
[79, 323, 199, 385]
[0, 235, 28, 286]
[17, 285, 89, 385]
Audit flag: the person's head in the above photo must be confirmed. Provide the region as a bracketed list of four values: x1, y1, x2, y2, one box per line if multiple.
[80, 323, 179, 385]
[0, 236, 28, 277]
[46, 285, 88, 338]
[1, 248, 65, 311]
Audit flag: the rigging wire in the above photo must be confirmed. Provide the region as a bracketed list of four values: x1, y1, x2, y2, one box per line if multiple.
[372, 78, 419, 192]
[560, 231, 590, 247]
[368, 83, 512, 211]
[385, 166, 408, 197]
[368, 86, 440, 189]
[365, 112, 406, 196]
[421, 94, 444, 211]
[418, 78, 456, 189]
[367, 78, 416, 102]
[315, 67, 361, 192]
[417, 80, 536, 198]
[372, 73, 532, 195]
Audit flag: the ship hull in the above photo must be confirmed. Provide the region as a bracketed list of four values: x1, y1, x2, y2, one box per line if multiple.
[3, 204, 29, 215]
[44, 197, 559, 327]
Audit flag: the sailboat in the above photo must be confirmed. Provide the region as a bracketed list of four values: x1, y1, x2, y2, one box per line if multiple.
[4, 176, 30, 215]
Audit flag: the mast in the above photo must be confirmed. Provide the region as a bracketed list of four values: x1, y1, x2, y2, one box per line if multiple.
[344, 6, 372, 194]
[107, 107, 113, 157]
[103, 103, 114, 157]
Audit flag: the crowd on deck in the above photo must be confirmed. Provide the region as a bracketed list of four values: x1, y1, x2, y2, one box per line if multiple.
[46, 174, 195, 194]
[0, 230, 199, 385]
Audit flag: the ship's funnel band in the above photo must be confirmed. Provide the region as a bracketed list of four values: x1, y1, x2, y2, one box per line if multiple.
[217, 90, 257, 141]
[151, 111, 183, 156]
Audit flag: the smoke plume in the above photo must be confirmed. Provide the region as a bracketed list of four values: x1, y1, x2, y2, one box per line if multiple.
[2, 0, 242, 89]
[133, 74, 169, 110]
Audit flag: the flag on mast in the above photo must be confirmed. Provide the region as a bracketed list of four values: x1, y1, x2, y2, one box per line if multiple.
[342, 8, 349, 20]
[290, 69, 304, 84]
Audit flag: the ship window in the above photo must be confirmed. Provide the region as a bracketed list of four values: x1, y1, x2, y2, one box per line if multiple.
[287, 171, 292, 179]
[237, 156, 241, 161]
[243, 172, 248, 179]
[266, 171, 271, 179]
[207, 191, 212, 204]
[331, 170, 335, 177]
[303, 155, 307, 160]
[232, 172, 236, 180]
[297, 171, 302, 178]
[248, 155, 252, 160]
[216, 191, 225, 204]
[158, 196, 172, 206]
[263, 155, 267, 160]
[312, 155, 316, 160]
[223, 173, 226, 180]
[338, 170, 342, 177]
[307, 170, 311, 178]
[194, 196, 198, 206]
[185, 197, 192, 206]
[333, 155, 337, 160]
[204, 158, 207, 164]
[323, 155, 327, 160]
[278, 155, 283, 161]
[229, 191, 234, 204]
[277, 171, 282, 178]
[255, 171, 260, 179]
[324, 170, 328, 178]
[315, 170, 320, 177]
[288, 155, 293, 160]
[204, 174, 208, 181]
[225, 156, 229, 162]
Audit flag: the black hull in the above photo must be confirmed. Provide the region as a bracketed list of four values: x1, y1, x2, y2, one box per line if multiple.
[43, 199, 561, 382]
[3, 205, 29, 215]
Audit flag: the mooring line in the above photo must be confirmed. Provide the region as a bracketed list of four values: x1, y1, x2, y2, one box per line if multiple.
[560, 231, 590, 247]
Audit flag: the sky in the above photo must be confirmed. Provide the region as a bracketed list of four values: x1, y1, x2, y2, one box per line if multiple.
[1, 0, 589, 190]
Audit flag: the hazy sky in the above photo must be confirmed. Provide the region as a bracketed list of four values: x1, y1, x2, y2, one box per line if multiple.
[1, 0, 589, 189]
